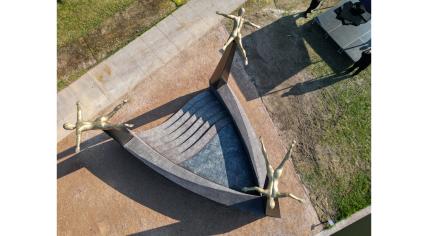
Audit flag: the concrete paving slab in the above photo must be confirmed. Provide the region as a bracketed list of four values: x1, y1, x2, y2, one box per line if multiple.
[157, 14, 196, 51]
[171, 2, 203, 32]
[142, 26, 180, 64]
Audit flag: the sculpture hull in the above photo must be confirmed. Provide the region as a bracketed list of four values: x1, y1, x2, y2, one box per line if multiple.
[105, 42, 281, 217]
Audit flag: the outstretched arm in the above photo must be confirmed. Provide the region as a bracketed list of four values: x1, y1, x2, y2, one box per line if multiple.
[244, 20, 261, 29]
[216, 11, 235, 19]
[278, 192, 304, 203]
[105, 100, 128, 120]
[76, 101, 82, 122]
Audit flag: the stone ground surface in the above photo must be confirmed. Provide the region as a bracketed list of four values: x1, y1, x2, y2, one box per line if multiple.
[57, 25, 322, 235]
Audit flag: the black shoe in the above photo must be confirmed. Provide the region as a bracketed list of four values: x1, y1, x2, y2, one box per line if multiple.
[344, 67, 355, 74]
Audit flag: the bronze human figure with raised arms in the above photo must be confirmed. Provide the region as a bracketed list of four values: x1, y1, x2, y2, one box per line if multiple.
[216, 7, 260, 65]
[242, 138, 304, 209]
[63, 100, 134, 153]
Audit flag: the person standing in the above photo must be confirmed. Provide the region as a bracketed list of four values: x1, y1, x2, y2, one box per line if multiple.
[344, 49, 371, 76]
[303, 0, 323, 18]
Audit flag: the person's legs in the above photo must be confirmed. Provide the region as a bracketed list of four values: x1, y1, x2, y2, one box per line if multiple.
[352, 63, 370, 76]
[344, 59, 363, 74]
[304, 0, 321, 17]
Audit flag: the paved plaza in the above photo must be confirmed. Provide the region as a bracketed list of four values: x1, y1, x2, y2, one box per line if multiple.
[57, 21, 322, 236]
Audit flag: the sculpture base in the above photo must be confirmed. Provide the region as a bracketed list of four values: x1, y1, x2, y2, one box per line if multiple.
[265, 198, 281, 218]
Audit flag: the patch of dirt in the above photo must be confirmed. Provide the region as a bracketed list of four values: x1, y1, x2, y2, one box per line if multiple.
[57, 0, 176, 90]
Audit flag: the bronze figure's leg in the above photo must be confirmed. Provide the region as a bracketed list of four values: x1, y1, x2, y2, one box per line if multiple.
[242, 186, 267, 195]
[75, 131, 81, 153]
[274, 140, 296, 176]
[223, 36, 235, 51]
[102, 123, 134, 130]
[236, 36, 248, 65]
[105, 100, 128, 120]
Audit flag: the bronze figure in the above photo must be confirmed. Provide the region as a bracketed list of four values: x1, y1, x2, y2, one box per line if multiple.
[216, 7, 261, 65]
[242, 138, 304, 209]
[63, 100, 134, 153]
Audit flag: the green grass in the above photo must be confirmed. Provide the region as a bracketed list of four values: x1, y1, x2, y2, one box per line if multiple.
[58, 0, 181, 90]
[57, 0, 136, 47]
[320, 68, 371, 220]
[303, 55, 371, 221]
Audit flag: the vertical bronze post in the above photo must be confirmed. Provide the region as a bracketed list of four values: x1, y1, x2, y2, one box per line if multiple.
[209, 41, 237, 88]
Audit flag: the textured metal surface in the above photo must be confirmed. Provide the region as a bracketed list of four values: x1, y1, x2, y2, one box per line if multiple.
[180, 123, 257, 190]
[214, 83, 267, 188]
[124, 136, 265, 215]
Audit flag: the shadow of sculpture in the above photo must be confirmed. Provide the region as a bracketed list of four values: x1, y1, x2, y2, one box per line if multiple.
[58, 138, 260, 235]
[232, 14, 311, 100]
[300, 19, 353, 72]
[230, 15, 353, 101]
[57, 88, 261, 234]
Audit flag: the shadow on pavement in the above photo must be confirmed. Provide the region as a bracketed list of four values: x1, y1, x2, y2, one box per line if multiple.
[57, 139, 260, 235]
[57, 89, 206, 160]
[231, 14, 353, 101]
[57, 88, 261, 234]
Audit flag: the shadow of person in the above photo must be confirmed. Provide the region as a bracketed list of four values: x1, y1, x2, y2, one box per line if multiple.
[57, 138, 260, 235]
[57, 88, 261, 234]
[282, 73, 351, 97]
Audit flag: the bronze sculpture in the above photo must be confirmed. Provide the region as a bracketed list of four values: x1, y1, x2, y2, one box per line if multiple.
[242, 138, 304, 209]
[63, 100, 134, 153]
[216, 7, 261, 65]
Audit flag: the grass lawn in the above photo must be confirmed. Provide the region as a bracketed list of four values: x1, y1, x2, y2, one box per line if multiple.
[303, 56, 371, 221]
[58, 0, 136, 47]
[57, 0, 186, 90]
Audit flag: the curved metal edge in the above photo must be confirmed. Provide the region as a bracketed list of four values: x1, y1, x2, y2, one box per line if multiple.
[212, 84, 267, 189]
[124, 136, 266, 216]
[104, 126, 133, 146]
